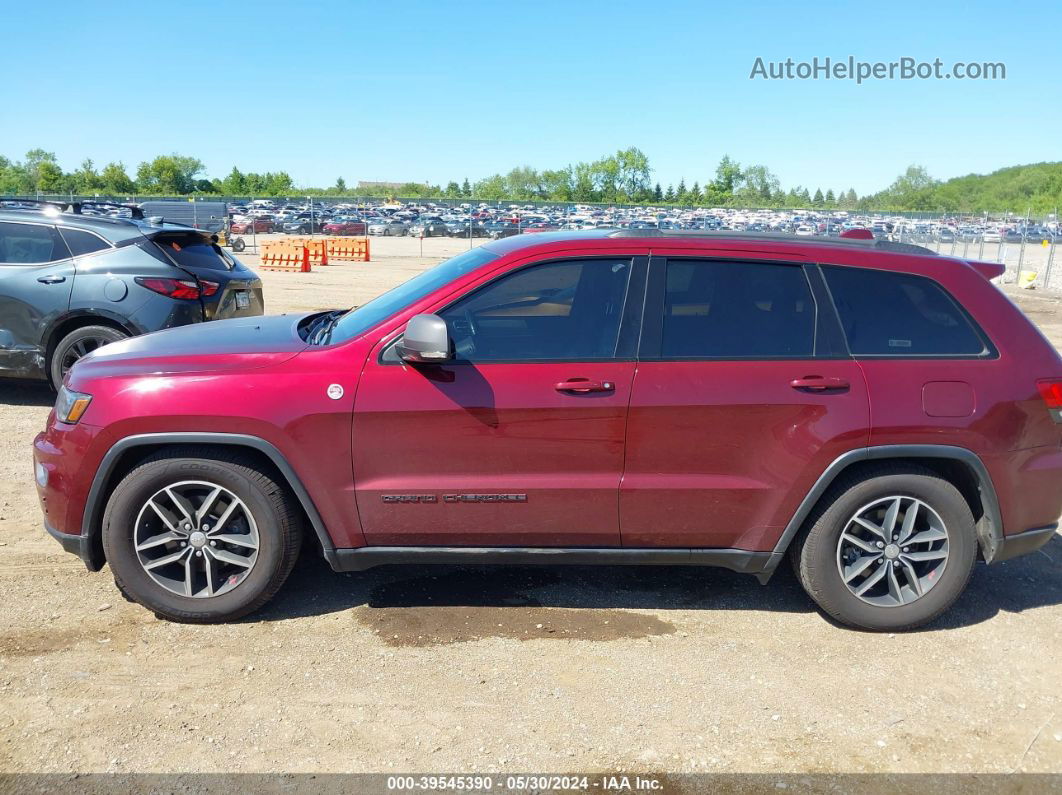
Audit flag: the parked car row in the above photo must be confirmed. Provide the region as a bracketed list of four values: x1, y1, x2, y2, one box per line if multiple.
[11, 198, 1056, 246]
[224, 200, 1062, 244]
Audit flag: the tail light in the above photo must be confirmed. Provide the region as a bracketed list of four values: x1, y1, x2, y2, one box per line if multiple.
[135, 277, 219, 300]
[1037, 379, 1062, 423]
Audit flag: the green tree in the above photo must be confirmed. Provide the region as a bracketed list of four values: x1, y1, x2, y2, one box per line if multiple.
[73, 159, 101, 193]
[737, 164, 779, 205]
[264, 172, 294, 195]
[504, 166, 542, 200]
[461, 178, 471, 197]
[613, 146, 651, 200]
[591, 155, 621, 202]
[135, 154, 204, 194]
[664, 184, 675, 202]
[711, 155, 743, 198]
[474, 174, 507, 201]
[37, 160, 65, 192]
[688, 181, 702, 204]
[653, 183, 663, 202]
[334, 177, 347, 193]
[221, 167, 246, 194]
[572, 163, 595, 202]
[812, 188, 825, 206]
[23, 149, 59, 188]
[100, 162, 135, 194]
[445, 181, 461, 198]
[675, 178, 688, 204]
[542, 168, 573, 201]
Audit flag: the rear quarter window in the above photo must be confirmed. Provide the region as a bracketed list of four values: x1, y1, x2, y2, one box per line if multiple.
[58, 228, 112, 257]
[822, 266, 989, 357]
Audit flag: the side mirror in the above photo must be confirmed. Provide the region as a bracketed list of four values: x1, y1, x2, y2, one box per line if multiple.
[396, 314, 452, 363]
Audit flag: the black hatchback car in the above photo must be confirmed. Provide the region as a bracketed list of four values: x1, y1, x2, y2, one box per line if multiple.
[0, 201, 264, 388]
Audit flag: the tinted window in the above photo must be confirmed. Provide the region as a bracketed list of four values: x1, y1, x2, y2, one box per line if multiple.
[0, 222, 66, 264]
[441, 258, 632, 361]
[155, 233, 233, 272]
[58, 228, 111, 257]
[661, 260, 815, 357]
[823, 266, 986, 356]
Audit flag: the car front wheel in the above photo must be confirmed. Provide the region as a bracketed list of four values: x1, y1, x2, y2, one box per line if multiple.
[102, 448, 303, 623]
[791, 465, 976, 631]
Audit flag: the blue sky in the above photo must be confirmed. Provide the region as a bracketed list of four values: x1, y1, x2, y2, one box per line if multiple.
[2, 0, 1058, 194]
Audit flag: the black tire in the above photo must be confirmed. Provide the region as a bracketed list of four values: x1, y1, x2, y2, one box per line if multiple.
[49, 324, 128, 390]
[791, 465, 976, 631]
[102, 448, 303, 623]
[232, 237, 246, 252]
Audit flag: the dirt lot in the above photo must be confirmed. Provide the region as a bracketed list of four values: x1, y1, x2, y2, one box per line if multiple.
[1, 236, 1060, 777]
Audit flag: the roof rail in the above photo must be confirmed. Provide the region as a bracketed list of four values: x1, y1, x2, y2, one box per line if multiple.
[0, 198, 143, 220]
[67, 200, 144, 220]
[607, 228, 937, 255]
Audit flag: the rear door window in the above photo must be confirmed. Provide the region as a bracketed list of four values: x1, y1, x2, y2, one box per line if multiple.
[822, 266, 988, 356]
[0, 222, 67, 264]
[659, 260, 816, 358]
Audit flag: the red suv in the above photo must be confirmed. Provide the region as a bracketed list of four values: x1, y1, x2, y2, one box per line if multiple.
[34, 231, 1062, 629]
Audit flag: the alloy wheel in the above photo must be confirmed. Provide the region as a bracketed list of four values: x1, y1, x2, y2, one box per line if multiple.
[134, 480, 260, 598]
[59, 335, 113, 376]
[835, 495, 950, 607]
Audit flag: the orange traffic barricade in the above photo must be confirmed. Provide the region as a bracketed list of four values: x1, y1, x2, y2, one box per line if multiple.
[324, 237, 371, 262]
[286, 238, 329, 266]
[259, 243, 311, 272]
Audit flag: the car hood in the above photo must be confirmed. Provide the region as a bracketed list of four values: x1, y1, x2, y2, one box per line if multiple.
[70, 314, 311, 380]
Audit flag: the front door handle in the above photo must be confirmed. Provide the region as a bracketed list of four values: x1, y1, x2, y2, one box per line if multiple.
[37, 275, 66, 284]
[790, 376, 850, 392]
[555, 378, 616, 394]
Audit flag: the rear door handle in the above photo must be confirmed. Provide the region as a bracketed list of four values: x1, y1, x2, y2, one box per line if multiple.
[790, 376, 850, 392]
[555, 378, 616, 394]
[37, 275, 66, 284]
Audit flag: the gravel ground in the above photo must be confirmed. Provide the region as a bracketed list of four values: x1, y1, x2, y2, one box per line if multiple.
[0, 236, 1060, 777]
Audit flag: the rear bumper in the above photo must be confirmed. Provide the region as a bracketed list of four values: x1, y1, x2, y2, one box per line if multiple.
[993, 524, 1058, 563]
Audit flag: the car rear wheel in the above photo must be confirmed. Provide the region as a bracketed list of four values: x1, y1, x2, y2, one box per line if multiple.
[791, 465, 976, 631]
[49, 325, 128, 389]
[102, 448, 303, 623]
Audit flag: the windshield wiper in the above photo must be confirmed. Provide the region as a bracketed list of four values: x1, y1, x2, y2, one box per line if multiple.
[306, 310, 346, 345]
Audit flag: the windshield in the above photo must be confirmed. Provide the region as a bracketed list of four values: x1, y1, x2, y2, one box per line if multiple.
[327, 246, 499, 343]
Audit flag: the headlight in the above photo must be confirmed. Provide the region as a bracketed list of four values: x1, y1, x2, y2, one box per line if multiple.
[55, 386, 93, 424]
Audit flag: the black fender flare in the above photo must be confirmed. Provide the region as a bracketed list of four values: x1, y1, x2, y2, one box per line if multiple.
[79, 432, 337, 571]
[43, 309, 142, 353]
[761, 444, 1004, 580]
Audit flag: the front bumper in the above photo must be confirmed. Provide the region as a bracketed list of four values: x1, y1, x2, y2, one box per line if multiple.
[994, 524, 1058, 562]
[44, 519, 98, 570]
